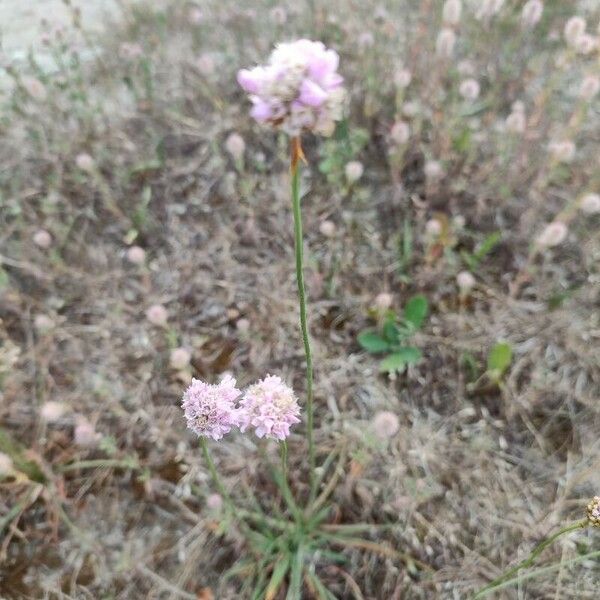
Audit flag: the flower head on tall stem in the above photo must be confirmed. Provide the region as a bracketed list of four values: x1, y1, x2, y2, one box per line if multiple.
[237, 39, 345, 137]
[182, 375, 241, 440]
[587, 496, 600, 527]
[238, 375, 301, 440]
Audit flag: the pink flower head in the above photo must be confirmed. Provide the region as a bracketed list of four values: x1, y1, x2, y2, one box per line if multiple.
[237, 39, 345, 136]
[536, 221, 568, 248]
[182, 375, 241, 440]
[372, 411, 400, 440]
[237, 375, 301, 440]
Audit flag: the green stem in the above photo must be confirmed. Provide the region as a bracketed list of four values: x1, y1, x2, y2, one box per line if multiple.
[281, 439, 288, 482]
[290, 137, 316, 504]
[200, 437, 238, 517]
[473, 520, 588, 598]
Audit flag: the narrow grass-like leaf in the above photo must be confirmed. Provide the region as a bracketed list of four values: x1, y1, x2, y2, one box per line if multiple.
[265, 555, 291, 600]
[286, 546, 305, 600]
[306, 571, 337, 600]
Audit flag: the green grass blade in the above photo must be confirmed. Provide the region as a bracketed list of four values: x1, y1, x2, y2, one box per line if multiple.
[286, 545, 305, 600]
[265, 554, 291, 600]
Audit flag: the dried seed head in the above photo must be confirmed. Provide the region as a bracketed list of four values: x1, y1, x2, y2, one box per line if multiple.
[21, 76, 47, 101]
[425, 218, 443, 237]
[126, 245, 146, 265]
[424, 160, 444, 182]
[586, 497, 600, 527]
[33, 229, 52, 249]
[74, 417, 101, 448]
[170, 347, 192, 370]
[456, 271, 476, 292]
[345, 160, 364, 183]
[536, 221, 568, 248]
[574, 34, 597, 55]
[442, 0, 462, 26]
[34, 314, 55, 333]
[146, 304, 168, 327]
[0, 452, 14, 477]
[225, 133, 246, 161]
[459, 78, 480, 100]
[475, 0, 504, 21]
[374, 292, 393, 310]
[269, 6, 287, 25]
[394, 68, 412, 89]
[549, 140, 576, 163]
[390, 120, 410, 145]
[196, 53, 215, 76]
[521, 0, 543, 29]
[75, 153, 95, 172]
[580, 76, 600, 101]
[436, 28, 456, 58]
[40, 401, 68, 423]
[505, 110, 526, 134]
[564, 16, 586, 47]
[580, 193, 600, 214]
[372, 411, 400, 440]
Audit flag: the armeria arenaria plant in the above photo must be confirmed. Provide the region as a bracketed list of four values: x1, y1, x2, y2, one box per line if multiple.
[180, 40, 407, 597]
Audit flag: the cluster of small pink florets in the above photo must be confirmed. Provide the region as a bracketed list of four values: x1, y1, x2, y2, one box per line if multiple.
[182, 374, 300, 441]
[237, 39, 345, 136]
[237, 375, 301, 440]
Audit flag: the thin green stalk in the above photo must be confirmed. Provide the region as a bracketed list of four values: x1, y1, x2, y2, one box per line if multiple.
[290, 137, 316, 504]
[274, 440, 303, 524]
[475, 548, 600, 597]
[200, 437, 237, 515]
[473, 520, 588, 599]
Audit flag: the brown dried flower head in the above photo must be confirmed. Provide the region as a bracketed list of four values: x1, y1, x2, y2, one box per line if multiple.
[586, 496, 600, 527]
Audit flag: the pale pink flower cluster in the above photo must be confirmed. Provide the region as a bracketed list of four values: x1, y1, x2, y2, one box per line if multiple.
[237, 39, 345, 136]
[475, 0, 505, 22]
[521, 0, 543, 29]
[564, 16, 597, 54]
[182, 375, 242, 440]
[536, 221, 568, 248]
[505, 103, 526, 134]
[549, 140, 576, 163]
[580, 76, 600, 101]
[459, 78, 480, 101]
[436, 28, 456, 58]
[238, 375, 301, 440]
[182, 374, 301, 441]
[372, 411, 399, 440]
[442, 0, 462, 26]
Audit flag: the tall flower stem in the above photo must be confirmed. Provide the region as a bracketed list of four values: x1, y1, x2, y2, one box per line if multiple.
[473, 520, 587, 598]
[200, 437, 238, 517]
[290, 136, 316, 505]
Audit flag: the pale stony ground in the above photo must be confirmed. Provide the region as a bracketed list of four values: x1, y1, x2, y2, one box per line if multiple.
[0, 0, 116, 77]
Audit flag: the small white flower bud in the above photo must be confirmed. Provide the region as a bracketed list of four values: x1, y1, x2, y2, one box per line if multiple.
[580, 193, 600, 214]
[33, 229, 52, 249]
[345, 161, 364, 183]
[536, 221, 568, 247]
